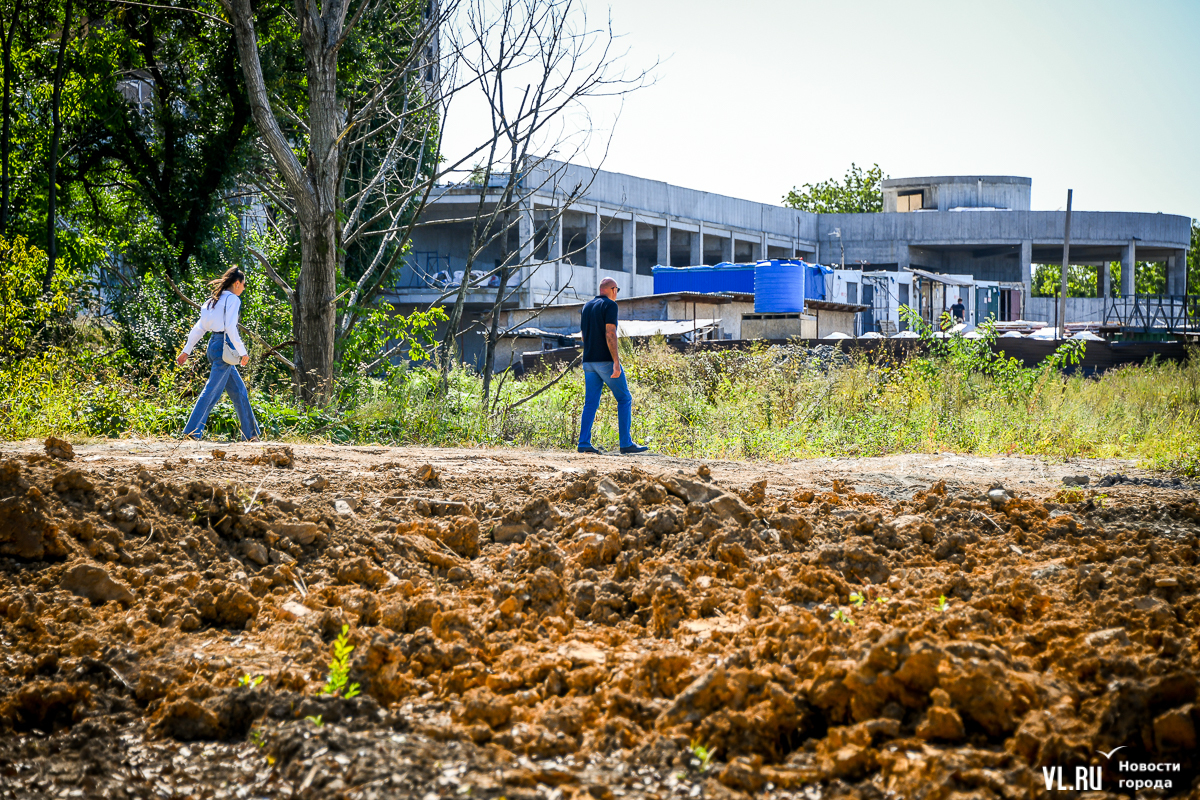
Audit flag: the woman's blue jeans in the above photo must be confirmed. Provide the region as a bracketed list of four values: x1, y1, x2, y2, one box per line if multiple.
[183, 334, 261, 441]
[578, 361, 633, 449]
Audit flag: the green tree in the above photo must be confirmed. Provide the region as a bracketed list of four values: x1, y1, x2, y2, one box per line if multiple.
[783, 163, 886, 213]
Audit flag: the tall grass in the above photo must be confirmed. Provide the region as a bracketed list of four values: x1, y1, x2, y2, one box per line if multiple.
[2, 327, 1198, 475]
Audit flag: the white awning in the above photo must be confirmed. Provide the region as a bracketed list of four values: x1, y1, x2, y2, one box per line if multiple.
[905, 268, 974, 287]
[569, 318, 722, 339]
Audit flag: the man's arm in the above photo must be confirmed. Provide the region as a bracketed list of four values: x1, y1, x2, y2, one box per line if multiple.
[606, 323, 621, 378]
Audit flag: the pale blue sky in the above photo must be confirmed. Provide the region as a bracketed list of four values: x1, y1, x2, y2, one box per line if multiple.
[559, 0, 1200, 219]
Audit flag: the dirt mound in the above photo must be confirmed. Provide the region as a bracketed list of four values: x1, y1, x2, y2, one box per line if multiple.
[0, 452, 1197, 798]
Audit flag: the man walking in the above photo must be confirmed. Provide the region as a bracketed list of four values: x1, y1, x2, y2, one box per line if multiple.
[950, 297, 966, 324]
[577, 278, 649, 455]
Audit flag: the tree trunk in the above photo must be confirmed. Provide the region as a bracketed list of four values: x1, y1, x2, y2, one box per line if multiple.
[44, 0, 72, 291]
[226, 0, 339, 404]
[480, 261, 512, 402]
[0, 0, 20, 235]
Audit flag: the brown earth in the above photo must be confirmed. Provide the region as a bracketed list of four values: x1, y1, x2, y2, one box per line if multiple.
[0, 439, 1198, 800]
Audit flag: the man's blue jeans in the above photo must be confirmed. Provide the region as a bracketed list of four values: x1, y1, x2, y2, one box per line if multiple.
[578, 361, 633, 450]
[183, 334, 261, 440]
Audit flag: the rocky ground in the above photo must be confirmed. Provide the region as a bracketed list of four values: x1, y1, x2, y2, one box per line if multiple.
[0, 439, 1197, 800]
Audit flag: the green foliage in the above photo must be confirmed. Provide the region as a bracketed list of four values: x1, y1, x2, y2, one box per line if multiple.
[0, 236, 80, 361]
[320, 625, 361, 699]
[305, 715, 323, 727]
[239, 674, 264, 688]
[935, 595, 950, 613]
[831, 608, 855, 626]
[783, 163, 886, 213]
[1033, 260, 1176, 297]
[849, 592, 865, 608]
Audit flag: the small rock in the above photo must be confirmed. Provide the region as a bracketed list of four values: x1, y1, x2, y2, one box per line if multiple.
[595, 478, 621, 500]
[44, 436, 74, 461]
[987, 488, 1010, 508]
[271, 522, 322, 546]
[61, 563, 135, 605]
[240, 540, 269, 566]
[302, 474, 328, 492]
[333, 499, 355, 516]
[1084, 627, 1130, 648]
[1062, 475, 1089, 487]
[280, 601, 311, 620]
[493, 521, 531, 544]
[1155, 577, 1179, 588]
[415, 464, 439, 485]
[211, 450, 226, 461]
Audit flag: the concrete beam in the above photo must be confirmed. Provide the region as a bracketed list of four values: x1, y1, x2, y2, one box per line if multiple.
[1121, 240, 1136, 296]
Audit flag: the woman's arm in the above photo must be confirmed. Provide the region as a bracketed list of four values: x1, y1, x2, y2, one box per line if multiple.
[223, 295, 249, 357]
[178, 316, 206, 364]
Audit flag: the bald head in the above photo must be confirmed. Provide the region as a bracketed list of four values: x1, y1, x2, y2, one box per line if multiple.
[599, 278, 619, 300]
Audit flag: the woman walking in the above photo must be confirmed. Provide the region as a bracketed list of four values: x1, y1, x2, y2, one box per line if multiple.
[176, 267, 261, 441]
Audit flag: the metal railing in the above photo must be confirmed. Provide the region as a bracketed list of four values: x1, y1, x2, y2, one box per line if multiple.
[1102, 295, 1199, 333]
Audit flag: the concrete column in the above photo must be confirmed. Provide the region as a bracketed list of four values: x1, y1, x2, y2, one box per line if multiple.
[760, 232, 768, 262]
[721, 233, 732, 264]
[1121, 239, 1136, 296]
[586, 207, 600, 293]
[1167, 249, 1187, 295]
[550, 211, 563, 294]
[1020, 240, 1032, 304]
[897, 243, 911, 271]
[518, 203, 533, 305]
[1100, 260, 1111, 299]
[622, 217, 635, 273]
[657, 220, 670, 266]
[692, 223, 704, 265]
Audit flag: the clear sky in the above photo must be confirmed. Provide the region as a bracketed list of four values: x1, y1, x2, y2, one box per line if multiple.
[540, 0, 1199, 219]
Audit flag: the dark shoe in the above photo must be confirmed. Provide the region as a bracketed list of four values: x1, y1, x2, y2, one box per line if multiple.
[620, 443, 650, 454]
[577, 444, 606, 454]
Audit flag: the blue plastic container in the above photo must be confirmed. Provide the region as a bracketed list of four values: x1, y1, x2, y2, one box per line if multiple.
[652, 263, 755, 295]
[754, 260, 807, 312]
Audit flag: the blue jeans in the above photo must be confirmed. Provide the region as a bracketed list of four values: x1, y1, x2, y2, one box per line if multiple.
[578, 361, 633, 449]
[183, 334, 261, 440]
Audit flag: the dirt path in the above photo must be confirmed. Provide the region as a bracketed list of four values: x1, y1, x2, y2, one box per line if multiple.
[0, 438, 1164, 498]
[0, 439, 1196, 799]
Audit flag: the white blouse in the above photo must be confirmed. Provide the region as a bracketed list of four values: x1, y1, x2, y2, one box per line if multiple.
[182, 292, 248, 357]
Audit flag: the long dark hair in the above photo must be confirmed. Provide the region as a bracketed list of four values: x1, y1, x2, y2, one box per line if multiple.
[205, 267, 246, 308]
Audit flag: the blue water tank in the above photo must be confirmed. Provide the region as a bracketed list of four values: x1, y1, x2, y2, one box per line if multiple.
[651, 263, 755, 295]
[754, 260, 806, 312]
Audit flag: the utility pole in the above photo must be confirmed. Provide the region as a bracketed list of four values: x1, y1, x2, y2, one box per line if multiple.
[1057, 190, 1073, 340]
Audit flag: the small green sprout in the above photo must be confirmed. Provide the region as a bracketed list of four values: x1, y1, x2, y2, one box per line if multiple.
[249, 728, 266, 748]
[935, 595, 950, 612]
[849, 592, 865, 608]
[320, 625, 361, 699]
[239, 674, 264, 688]
[688, 740, 714, 772]
[831, 608, 855, 626]
[875, 596, 889, 605]
[305, 714, 323, 727]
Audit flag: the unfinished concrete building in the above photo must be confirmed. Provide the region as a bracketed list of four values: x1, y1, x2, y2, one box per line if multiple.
[395, 159, 1191, 363]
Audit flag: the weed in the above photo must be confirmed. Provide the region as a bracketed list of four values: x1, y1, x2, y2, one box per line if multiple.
[1055, 487, 1086, 504]
[831, 608, 856, 626]
[320, 625, 361, 699]
[935, 595, 950, 613]
[875, 596, 889, 605]
[239, 674, 264, 688]
[305, 715, 323, 727]
[249, 728, 266, 748]
[688, 740, 714, 772]
[849, 592, 865, 608]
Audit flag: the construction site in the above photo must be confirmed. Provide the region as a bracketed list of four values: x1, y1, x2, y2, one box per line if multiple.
[1, 439, 1198, 799]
